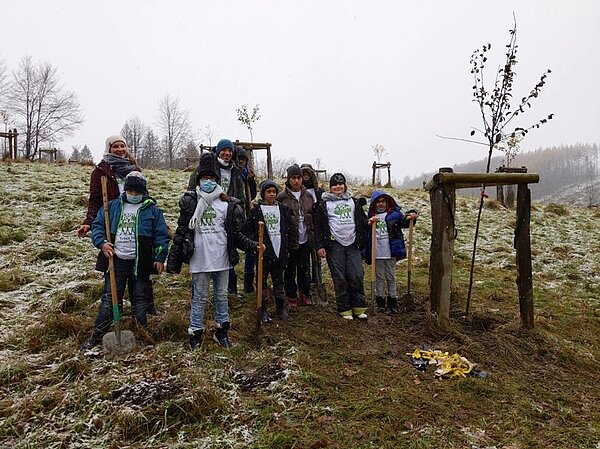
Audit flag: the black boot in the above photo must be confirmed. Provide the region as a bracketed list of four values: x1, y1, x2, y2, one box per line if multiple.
[275, 297, 289, 320]
[189, 329, 203, 349]
[228, 269, 238, 294]
[244, 272, 255, 293]
[376, 296, 386, 313]
[213, 322, 231, 348]
[388, 296, 399, 314]
[79, 333, 103, 352]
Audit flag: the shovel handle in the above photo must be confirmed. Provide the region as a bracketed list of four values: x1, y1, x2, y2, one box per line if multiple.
[255, 221, 265, 334]
[370, 220, 377, 315]
[407, 218, 414, 295]
[101, 177, 121, 331]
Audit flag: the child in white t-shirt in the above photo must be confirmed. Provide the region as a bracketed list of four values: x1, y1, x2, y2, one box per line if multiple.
[366, 191, 417, 313]
[245, 180, 297, 321]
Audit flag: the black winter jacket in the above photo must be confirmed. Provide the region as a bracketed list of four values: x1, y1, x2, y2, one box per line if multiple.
[244, 201, 297, 267]
[166, 191, 257, 274]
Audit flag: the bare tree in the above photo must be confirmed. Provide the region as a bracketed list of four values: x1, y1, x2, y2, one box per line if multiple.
[0, 57, 9, 106]
[236, 104, 260, 142]
[202, 125, 217, 147]
[7, 56, 83, 160]
[465, 17, 553, 313]
[372, 143, 387, 185]
[121, 117, 147, 160]
[156, 95, 190, 168]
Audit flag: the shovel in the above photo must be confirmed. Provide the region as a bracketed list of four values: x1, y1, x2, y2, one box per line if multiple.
[407, 218, 414, 296]
[311, 248, 328, 304]
[100, 176, 136, 356]
[370, 220, 377, 315]
[255, 221, 265, 336]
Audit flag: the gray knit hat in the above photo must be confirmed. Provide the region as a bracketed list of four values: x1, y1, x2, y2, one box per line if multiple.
[105, 135, 127, 153]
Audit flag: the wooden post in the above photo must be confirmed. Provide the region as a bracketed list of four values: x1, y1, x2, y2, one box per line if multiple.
[13, 129, 17, 159]
[428, 167, 455, 325]
[496, 185, 505, 206]
[266, 144, 273, 179]
[372, 162, 376, 185]
[515, 183, 534, 329]
[386, 163, 392, 187]
[8, 131, 13, 159]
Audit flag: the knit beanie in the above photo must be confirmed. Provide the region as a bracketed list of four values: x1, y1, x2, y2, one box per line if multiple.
[237, 148, 249, 162]
[329, 172, 347, 188]
[259, 179, 279, 199]
[215, 139, 234, 157]
[300, 163, 314, 171]
[105, 135, 127, 153]
[286, 163, 302, 179]
[195, 152, 221, 184]
[124, 171, 148, 194]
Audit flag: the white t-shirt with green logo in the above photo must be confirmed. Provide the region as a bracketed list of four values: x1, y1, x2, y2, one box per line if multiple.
[292, 190, 308, 244]
[375, 212, 391, 259]
[189, 198, 230, 273]
[261, 204, 281, 257]
[219, 167, 232, 193]
[114, 202, 143, 260]
[326, 198, 356, 246]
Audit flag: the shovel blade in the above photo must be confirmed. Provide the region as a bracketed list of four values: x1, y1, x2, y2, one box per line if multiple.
[102, 330, 137, 358]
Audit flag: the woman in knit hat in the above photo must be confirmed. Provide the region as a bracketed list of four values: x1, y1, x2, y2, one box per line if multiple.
[314, 173, 369, 320]
[77, 135, 139, 238]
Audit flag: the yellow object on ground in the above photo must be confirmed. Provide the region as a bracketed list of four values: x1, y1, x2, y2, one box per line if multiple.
[407, 349, 475, 378]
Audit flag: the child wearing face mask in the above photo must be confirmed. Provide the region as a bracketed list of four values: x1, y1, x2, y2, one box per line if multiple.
[80, 171, 170, 351]
[365, 191, 418, 314]
[168, 153, 261, 349]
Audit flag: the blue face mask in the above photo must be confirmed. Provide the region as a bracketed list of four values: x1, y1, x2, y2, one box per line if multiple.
[126, 193, 143, 204]
[200, 179, 217, 193]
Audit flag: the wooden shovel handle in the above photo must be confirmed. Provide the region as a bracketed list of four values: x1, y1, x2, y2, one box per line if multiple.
[407, 218, 414, 272]
[101, 177, 120, 318]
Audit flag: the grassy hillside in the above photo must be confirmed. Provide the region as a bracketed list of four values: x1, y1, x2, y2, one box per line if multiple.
[0, 161, 599, 448]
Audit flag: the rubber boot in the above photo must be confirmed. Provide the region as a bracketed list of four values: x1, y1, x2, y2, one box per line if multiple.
[243, 272, 255, 293]
[213, 322, 231, 348]
[388, 296, 399, 314]
[189, 329, 203, 349]
[275, 297, 289, 320]
[376, 296, 386, 313]
[262, 294, 273, 323]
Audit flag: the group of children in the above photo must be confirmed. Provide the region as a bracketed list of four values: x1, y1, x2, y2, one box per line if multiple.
[80, 135, 417, 351]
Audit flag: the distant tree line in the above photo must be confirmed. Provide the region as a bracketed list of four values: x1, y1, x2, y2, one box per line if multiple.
[399, 143, 599, 205]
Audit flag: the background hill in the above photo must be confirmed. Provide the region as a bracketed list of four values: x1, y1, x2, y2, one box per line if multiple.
[0, 161, 599, 448]
[399, 143, 600, 206]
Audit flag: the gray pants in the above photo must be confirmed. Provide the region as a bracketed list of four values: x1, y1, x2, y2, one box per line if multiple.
[326, 241, 366, 313]
[375, 258, 397, 297]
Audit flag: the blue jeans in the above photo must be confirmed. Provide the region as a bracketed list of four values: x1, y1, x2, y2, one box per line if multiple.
[92, 257, 152, 340]
[190, 270, 229, 333]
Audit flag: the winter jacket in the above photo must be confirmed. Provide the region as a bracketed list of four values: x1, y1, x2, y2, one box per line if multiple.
[244, 200, 297, 267]
[276, 184, 315, 247]
[313, 193, 368, 251]
[364, 191, 417, 264]
[83, 161, 121, 227]
[92, 194, 170, 275]
[166, 191, 257, 274]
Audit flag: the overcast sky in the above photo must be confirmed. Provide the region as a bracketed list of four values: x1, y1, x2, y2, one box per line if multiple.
[1, 1, 599, 180]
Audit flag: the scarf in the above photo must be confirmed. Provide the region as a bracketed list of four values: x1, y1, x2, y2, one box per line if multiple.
[189, 185, 225, 230]
[103, 153, 136, 179]
[321, 191, 352, 202]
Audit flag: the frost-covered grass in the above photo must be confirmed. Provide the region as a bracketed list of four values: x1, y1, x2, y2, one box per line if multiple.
[0, 161, 599, 448]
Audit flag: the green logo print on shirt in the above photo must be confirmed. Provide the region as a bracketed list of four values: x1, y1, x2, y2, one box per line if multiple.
[376, 220, 387, 234]
[201, 206, 217, 226]
[334, 203, 352, 219]
[221, 176, 230, 193]
[118, 212, 136, 236]
[264, 212, 279, 232]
